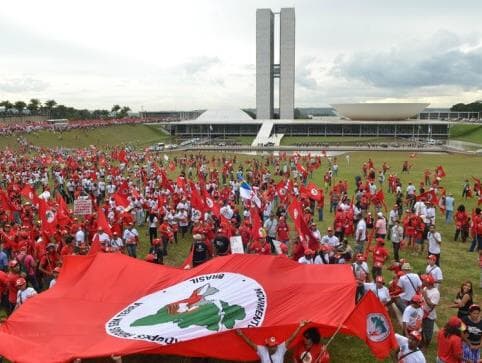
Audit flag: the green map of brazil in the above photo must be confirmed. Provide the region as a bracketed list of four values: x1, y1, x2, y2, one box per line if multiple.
[131, 301, 246, 331]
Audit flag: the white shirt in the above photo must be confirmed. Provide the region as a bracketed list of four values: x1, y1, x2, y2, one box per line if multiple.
[321, 234, 340, 247]
[422, 286, 440, 320]
[17, 287, 37, 306]
[402, 305, 424, 332]
[256, 342, 287, 363]
[425, 264, 443, 287]
[356, 219, 367, 241]
[49, 279, 57, 289]
[298, 255, 323, 264]
[364, 283, 391, 304]
[397, 273, 422, 301]
[75, 229, 85, 244]
[427, 231, 441, 254]
[395, 334, 426, 363]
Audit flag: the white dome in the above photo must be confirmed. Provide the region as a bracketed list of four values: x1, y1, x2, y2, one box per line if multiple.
[196, 109, 253, 122]
[330, 103, 429, 121]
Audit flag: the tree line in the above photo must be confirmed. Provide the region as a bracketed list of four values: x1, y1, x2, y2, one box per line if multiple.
[450, 101, 482, 112]
[0, 99, 131, 119]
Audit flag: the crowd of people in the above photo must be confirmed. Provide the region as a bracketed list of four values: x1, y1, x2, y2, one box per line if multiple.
[0, 144, 480, 363]
[0, 117, 148, 136]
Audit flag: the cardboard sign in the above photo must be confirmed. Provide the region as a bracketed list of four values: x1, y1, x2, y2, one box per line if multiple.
[74, 198, 93, 215]
[229, 236, 244, 254]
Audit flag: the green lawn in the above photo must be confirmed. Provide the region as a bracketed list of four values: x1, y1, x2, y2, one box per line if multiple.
[3, 149, 482, 362]
[280, 136, 399, 145]
[0, 124, 174, 149]
[449, 124, 482, 145]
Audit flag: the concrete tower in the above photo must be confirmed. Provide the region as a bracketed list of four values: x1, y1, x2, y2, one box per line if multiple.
[256, 8, 295, 120]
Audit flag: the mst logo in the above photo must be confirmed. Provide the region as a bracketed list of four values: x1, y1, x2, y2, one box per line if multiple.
[106, 272, 267, 345]
[366, 313, 390, 342]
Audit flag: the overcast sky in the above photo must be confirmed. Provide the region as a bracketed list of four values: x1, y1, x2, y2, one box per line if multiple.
[2, 0, 482, 111]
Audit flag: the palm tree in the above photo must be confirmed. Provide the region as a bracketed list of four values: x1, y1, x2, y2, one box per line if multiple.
[27, 99, 41, 113]
[119, 106, 131, 118]
[14, 101, 27, 113]
[111, 105, 121, 116]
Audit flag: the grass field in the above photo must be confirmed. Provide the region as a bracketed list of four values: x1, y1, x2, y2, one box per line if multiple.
[280, 136, 399, 146]
[1, 125, 482, 362]
[85, 150, 481, 363]
[449, 124, 482, 145]
[0, 124, 173, 149]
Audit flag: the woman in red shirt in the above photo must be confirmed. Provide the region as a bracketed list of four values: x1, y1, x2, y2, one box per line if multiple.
[276, 216, 290, 243]
[454, 205, 468, 242]
[437, 316, 465, 363]
[293, 327, 329, 363]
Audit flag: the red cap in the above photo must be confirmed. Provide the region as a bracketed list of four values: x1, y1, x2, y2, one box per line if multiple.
[280, 243, 288, 253]
[8, 260, 18, 268]
[427, 254, 437, 261]
[376, 237, 385, 244]
[265, 336, 278, 347]
[304, 248, 314, 256]
[396, 271, 405, 277]
[16, 277, 26, 287]
[447, 316, 466, 331]
[421, 274, 435, 285]
[152, 238, 161, 246]
[144, 254, 156, 262]
[411, 294, 423, 304]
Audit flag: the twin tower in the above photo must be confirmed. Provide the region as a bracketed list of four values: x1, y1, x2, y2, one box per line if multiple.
[256, 8, 295, 120]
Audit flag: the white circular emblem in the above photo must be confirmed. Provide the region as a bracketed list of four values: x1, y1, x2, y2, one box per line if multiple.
[279, 188, 287, 196]
[205, 198, 213, 208]
[311, 189, 318, 196]
[293, 209, 299, 219]
[46, 210, 55, 223]
[106, 272, 267, 345]
[366, 313, 390, 342]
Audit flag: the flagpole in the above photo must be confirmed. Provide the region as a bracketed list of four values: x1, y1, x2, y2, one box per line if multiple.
[313, 321, 344, 363]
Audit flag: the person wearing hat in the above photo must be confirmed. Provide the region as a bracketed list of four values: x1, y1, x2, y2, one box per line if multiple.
[236, 320, 310, 363]
[148, 239, 163, 264]
[402, 294, 424, 337]
[38, 243, 60, 290]
[437, 316, 465, 363]
[420, 274, 440, 350]
[15, 277, 37, 309]
[49, 267, 61, 289]
[109, 231, 124, 253]
[6, 260, 21, 314]
[397, 263, 422, 312]
[364, 275, 391, 306]
[353, 253, 369, 303]
[213, 228, 230, 257]
[321, 227, 340, 248]
[394, 330, 426, 362]
[461, 304, 482, 363]
[425, 255, 443, 288]
[298, 248, 322, 265]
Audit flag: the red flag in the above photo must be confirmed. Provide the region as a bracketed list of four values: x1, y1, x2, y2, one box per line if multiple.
[275, 179, 291, 202]
[296, 162, 308, 177]
[20, 184, 39, 205]
[436, 165, 446, 178]
[250, 206, 263, 238]
[189, 181, 206, 214]
[56, 195, 72, 227]
[287, 198, 319, 251]
[343, 291, 398, 359]
[117, 149, 128, 164]
[300, 182, 323, 202]
[0, 254, 357, 363]
[202, 189, 220, 217]
[38, 199, 57, 235]
[113, 192, 129, 209]
[88, 234, 103, 256]
[416, 189, 439, 206]
[0, 190, 15, 212]
[97, 207, 112, 236]
[160, 169, 174, 193]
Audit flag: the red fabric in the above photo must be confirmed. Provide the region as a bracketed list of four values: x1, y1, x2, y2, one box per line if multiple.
[287, 198, 320, 251]
[416, 190, 439, 206]
[113, 192, 129, 208]
[0, 254, 357, 363]
[20, 184, 40, 205]
[436, 165, 446, 178]
[436, 329, 463, 363]
[38, 199, 57, 235]
[342, 291, 398, 359]
[97, 207, 112, 235]
[300, 182, 324, 202]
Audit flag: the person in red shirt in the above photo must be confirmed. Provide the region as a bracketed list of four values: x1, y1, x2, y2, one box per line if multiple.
[238, 220, 251, 251]
[437, 316, 465, 363]
[6, 260, 21, 314]
[276, 216, 290, 243]
[454, 205, 469, 242]
[371, 238, 389, 280]
[38, 243, 60, 289]
[293, 327, 330, 363]
[248, 237, 271, 255]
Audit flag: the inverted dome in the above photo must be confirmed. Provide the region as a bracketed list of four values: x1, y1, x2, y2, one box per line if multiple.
[330, 103, 430, 121]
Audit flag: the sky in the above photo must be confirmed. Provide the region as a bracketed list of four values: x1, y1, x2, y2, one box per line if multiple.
[2, 0, 482, 111]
